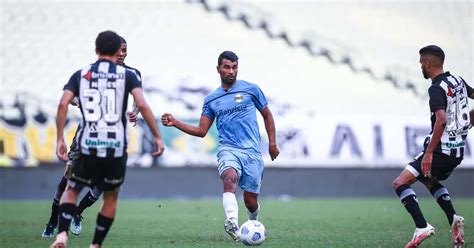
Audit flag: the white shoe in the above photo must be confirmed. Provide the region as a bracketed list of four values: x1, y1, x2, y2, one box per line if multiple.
[224, 218, 240, 241]
[70, 215, 82, 235]
[452, 214, 465, 248]
[405, 223, 435, 248]
[50, 231, 68, 248]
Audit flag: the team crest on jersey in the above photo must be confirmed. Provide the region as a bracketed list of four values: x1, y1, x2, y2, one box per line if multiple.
[447, 87, 453, 97]
[83, 70, 92, 81]
[234, 94, 244, 103]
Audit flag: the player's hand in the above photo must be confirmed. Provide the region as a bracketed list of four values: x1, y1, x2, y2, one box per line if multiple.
[56, 139, 68, 162]
[421, 152, 433, 177]
[269, 144, 280, 161]
[127, 111, 138, 127]
[152, 137, 165, 157]
[161, 113, 176, 127]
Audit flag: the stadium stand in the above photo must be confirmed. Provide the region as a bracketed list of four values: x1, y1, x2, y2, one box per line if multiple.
[0, 0, 472, 167]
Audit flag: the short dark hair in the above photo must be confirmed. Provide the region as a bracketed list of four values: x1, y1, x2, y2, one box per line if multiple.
[120, 36, 127, 44]
[95, 30, 122, 56]
[419, 45, 445, 64]
[218, 50, 239, 66]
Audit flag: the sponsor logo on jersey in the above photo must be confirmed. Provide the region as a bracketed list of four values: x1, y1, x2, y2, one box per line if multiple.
[216, 106, 247, 117]
[90, 123, 97, 132]
[91, 71, 125, 80]
[85, 139, 121, 148]
[445, 141, 465, 148]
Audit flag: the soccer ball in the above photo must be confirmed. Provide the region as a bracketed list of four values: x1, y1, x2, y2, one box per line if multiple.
[239, 220, 267, 246]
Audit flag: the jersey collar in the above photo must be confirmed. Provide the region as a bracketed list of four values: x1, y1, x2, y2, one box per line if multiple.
[432, 71, 450, 84]
[221, 80, 239, 93]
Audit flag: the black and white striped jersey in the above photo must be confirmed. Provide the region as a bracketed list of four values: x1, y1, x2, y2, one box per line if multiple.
[64, 59, 142, 158]
[427, 71, 473, 158]
[123, 64, 141, 79]
[123, 64, 142, 115]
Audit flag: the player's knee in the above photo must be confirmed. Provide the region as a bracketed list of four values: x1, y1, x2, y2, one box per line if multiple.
[392, 177, 403, 190]
[222, 175, 237, 186]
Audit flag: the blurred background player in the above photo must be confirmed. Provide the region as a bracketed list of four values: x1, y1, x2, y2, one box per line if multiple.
[392, 45, 470, 248]
[50, 30, 164, 248]
[161, 51, 279, 241]
[42, 36, 141, 238]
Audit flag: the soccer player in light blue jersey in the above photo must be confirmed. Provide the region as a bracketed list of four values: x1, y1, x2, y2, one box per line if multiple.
[161, 51, 279, 241]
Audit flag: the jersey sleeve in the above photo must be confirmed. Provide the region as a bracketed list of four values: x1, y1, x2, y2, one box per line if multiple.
[428, 85, 446, 112]
[63, 70, 81, 95]
[250, 84, 268, 111]
[135, 68, 142, 79]
[201, 100, 215, 120]
[126, 69, 142, 92]
[461, 77, 474, 96]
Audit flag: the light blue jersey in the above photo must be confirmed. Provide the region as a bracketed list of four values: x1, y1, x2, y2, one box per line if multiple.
[202, 80, 268, 194]
[202, 80, 268, 154]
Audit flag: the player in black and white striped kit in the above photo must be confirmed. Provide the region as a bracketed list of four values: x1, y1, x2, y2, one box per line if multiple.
[41, 37, 141, 238]
[393, 45, 471, 248]
[50, 30, 164, 248]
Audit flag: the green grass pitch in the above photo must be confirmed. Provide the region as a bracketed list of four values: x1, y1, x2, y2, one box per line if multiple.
[0, 198, 472, 247]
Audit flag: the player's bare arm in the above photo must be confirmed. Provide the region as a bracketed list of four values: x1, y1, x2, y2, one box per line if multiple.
[260, 106, 279, 161]
[127, 110, 138, 126]
[56, 90, 75, 162]
[421, 109, 447, 177]
[131, 87, 165, 157]
[126, 102, 140, 126]
[161, 113, 213, 138]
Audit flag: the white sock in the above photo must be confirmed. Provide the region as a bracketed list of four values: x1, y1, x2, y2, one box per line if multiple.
[247, 203, 260, 220]
[223, 192, 238, 222]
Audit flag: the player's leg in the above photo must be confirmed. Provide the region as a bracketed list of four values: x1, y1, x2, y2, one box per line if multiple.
[393, 153, 434, 248]
[221, 168, 240, 241]
[42, 176, 68, 237]
[241, 153, 264, 221]
[243, 191, 259, 220]
[422, 179, 465, 247]
[71, 187, 103, 235]
[50, 183, 83, 248]
[89, 155, 126, 247]
[217, 150, 242, 241]
[90, 190, 118, 248]
[77, 187, 103, 217]
[421, 179, 456, 225]
[50, 155, 95, 248]
[420, 154, 464, 247]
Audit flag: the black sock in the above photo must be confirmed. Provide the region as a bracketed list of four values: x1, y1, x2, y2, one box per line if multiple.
[47, 199, 60, 226]
[76, 190, 100, 216]
[92, 213, 114, 246]
[430, 182, 456, 225]
[48, 177, 68, 226]
[396, 184, 427, 228]
[57, 203, 76, 233]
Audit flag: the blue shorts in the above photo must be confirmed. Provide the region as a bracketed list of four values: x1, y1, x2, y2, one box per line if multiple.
[217, 149, 264, 194]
